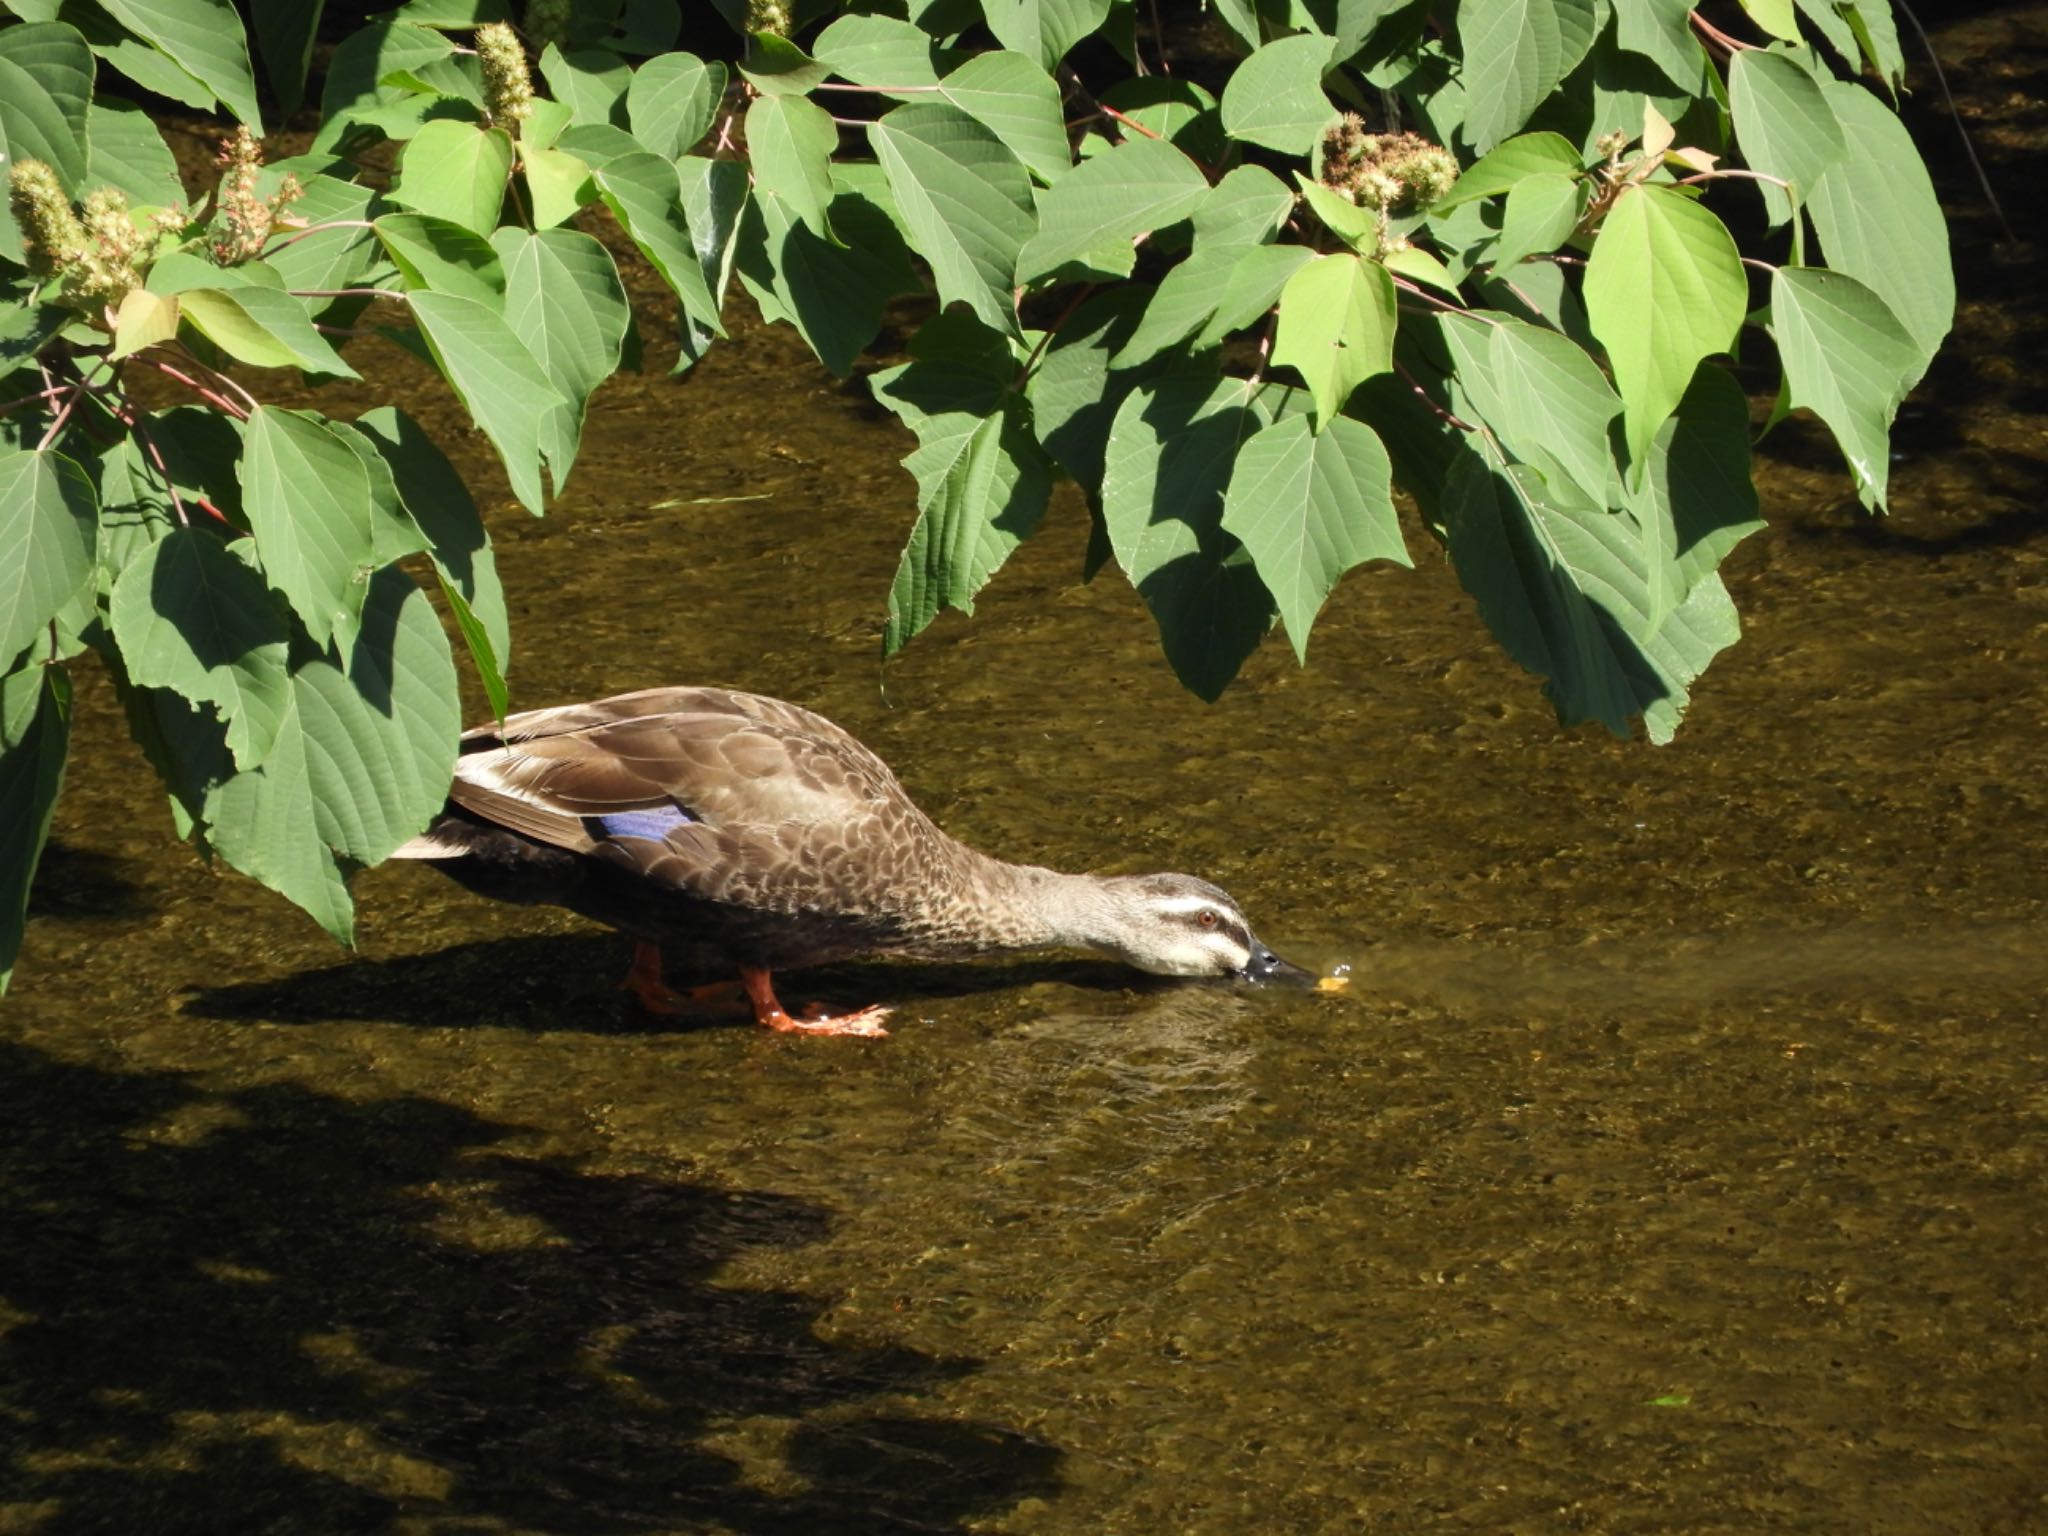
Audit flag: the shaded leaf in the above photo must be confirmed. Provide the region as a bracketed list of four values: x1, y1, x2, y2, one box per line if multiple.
[626, 49, 724, 157]
[1769, 265, 1921, 510]
[97, 0, 262, 128]
[0, 663, 69, 993]
[107, 527, 291, 769]
[0, 448, 97, 670]
[493, 226, 630, 486]
[1014, 136, 1209, 284]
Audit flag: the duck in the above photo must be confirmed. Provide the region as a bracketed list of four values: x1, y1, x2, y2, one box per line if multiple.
[391, 686, 1313, 1036]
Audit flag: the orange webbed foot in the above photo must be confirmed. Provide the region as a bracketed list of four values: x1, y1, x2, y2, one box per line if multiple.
[741, 966, 890, 1039]
[619, 942, 747, 1017]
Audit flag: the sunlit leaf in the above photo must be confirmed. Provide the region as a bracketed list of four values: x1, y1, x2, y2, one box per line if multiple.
[983, 0, 1112, 72]
[178, 288, 359, 378]
[374, 211, 506, 302]
[871, 351, 1053, 654]
[813, 13, 937, 91]
[1272, 253, 1397, 427]
[1014, 136, 1209, 284]
[405, 290, 567, 512]
[1728, 47, 1846, 223]
[538, 43, 631, 128]
[1769, 265, 1921, 510]
[1584, 182, 1745, 474]
[1432, 131, 1583, 211]
[746, 90, 839, 241]
[1221, 412, 1409, 662]
[84, 98, 185, 209]
[1221, 33, 1337, 155]
[493, 226, 630, 487]
[626, 49, 724, 157]
[238, 405, 376, 648]
[1809, 77, 1952, 375]
[1459, 0, 1604, 153]
[869, 101, 1036, 339]
[96, 0, 262, 128]
[387, 119, 514, 235]
[938, 49, 1069, 183]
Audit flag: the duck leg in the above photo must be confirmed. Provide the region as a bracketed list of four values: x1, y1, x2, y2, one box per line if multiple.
[739, 965, 891, 1038]
[619, 941, 746, 1016]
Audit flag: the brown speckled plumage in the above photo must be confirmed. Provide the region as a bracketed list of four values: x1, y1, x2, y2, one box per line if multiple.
[393, 687, 1308, 1032]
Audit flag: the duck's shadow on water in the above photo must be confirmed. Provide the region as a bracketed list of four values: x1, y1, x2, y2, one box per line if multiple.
[183, 933, 1161, 1031]
[0, 1038, 1062, 1534]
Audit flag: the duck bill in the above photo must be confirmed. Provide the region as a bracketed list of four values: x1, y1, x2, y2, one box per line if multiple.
[1238, 940, 1318, 989]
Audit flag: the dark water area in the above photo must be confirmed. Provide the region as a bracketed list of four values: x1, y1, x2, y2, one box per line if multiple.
[6, 9, 2048, 1534]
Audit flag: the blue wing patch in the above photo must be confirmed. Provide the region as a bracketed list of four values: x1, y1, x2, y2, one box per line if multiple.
[589, 806, 694, 842]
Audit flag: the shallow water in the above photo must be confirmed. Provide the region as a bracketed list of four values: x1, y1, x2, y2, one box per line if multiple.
[7, 10, 2048, 1533]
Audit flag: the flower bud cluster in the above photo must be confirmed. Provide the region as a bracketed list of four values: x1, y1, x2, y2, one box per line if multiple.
[210, 126, 301, 266]
[9, 159, 183, 310]
[478, 22, 535, 128]
[1319, 117, 1459, 213]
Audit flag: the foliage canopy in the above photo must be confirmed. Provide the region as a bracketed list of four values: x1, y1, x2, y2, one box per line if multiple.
[0, 0, 1953, 986]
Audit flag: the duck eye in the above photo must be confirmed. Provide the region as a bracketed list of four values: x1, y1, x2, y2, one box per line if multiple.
[1197, 909, 1219, 929]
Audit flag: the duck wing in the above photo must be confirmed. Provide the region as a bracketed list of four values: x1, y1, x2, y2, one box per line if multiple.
[442, 698, 930, 915]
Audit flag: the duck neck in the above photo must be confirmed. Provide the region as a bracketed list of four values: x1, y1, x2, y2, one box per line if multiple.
[957, 853, 1124, 956]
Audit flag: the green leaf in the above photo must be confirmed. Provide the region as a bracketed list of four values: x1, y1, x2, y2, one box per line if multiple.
[406, 290, 568, 512]
[538, 43, 632, 128]
[1221, 413, 1409, 662]
[733, 187, 918, 376]
[1444, 448, 1738, 742]
[387, 119, 513, 236]
[107, 527, 292, 769]
[238, 405, 376, 648]
[1808, 77, 1952, 375]
[982, 0, 1112, 72]
[1738, 0, 1800, 41]
[1220, 33, 1338, 155]
[1272, 253, 1397, 427]
[312, 19, 451, 151]
[735, 30, 830, 95]
[0, 21, 93, 262]
[1459, 0, 1605, 153]
[1197, 244, 1317, 345]
[250, 0, 322, 115]
[869, 101, 1037, 339]
[1728, 47, 1847, 223]
[84, 98, 185, 208]
[813, 13, 938, 91]
[746, 91, 840, 241]
[1843, 0, 1903, 90]
[1612, 0, 1701, 90]
[374, 211, 505, 301]
[674, 155, 748, 366]
[873, 359, 1053, 654]
[590, 151, 724, 336]
[204, 568, 460, 942]
[626, 50, 724, 157]
[1493, 172, 1584, 268]
[1114, 247, 1240, 367]
[493, 226, 629, 487]
[1100, 374, 1279, 700]
[97, 0, 262, 129]
[1432, 130, 1583, 210]
[1194, 166, 1295, 250]
[937, 50, 1070, 184]
[1769, 265, 1921, 510]
[352, 406, 510, 711]
[261, 175, 377, 294]
[178, 288, 360, 378]
[1015, 136, 1210, 284]
[0, 663, 69, 993]
[1583, 182, 1746, 474]
[1621, 363, 1763, 631]
[0, 448, 97, 670]
[1440, 312, 1622, 507]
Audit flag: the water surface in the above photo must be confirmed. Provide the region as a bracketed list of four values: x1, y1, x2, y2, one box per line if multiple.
[6, 11, 2047, 1532]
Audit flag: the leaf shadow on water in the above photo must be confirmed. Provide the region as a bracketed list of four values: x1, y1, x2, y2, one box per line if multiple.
[180, 933, 1156, 1032]
[0, 1040, 1063, 1534]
